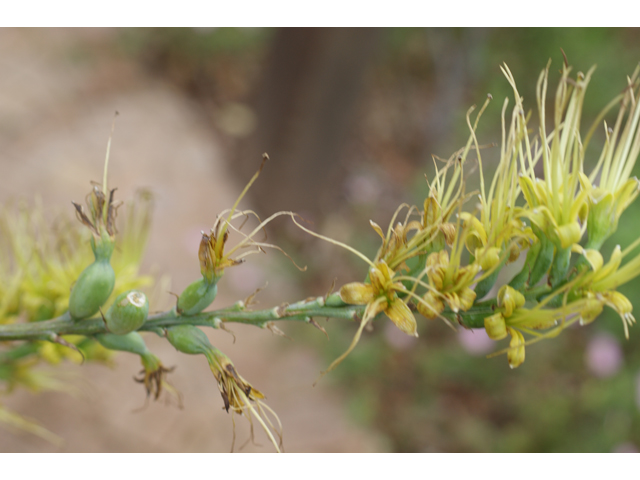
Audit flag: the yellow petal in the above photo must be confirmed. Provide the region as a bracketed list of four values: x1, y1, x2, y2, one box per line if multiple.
[582, 249, 603, 272]
[385, 298, 418, 337]
[475, 246, 501, 271]
[369, 220, 386, 241]
[416, 291, 444, 319]
[507, 327, 525, 369]
[362, 296, 387, 321]
[370, 260, 393, 291]
[339, 282, 375, 305]
[440, 223, 457, 245]
[423, 196, 440, 227]
[579, 298, 604, 326]
[594, 245, 622, 283]
[614, 177, 640, 216]
[578, 171, 593, 192]
[484, 312, 507, 340]
[443, 292, 461, 313]
[556, 221, 582, 249]
[519, 175, 540, 208]
[460, 213, 487, 251]
[497, 285, 525, 318]
[458, 288, 477, 312]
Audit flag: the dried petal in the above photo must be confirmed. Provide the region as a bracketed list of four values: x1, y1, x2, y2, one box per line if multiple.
[385, 298, 418, 337]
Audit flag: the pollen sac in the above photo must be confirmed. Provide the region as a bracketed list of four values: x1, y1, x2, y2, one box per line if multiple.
[69, 259, 116, 320]
[104, 290, 149, 335]
[484, 312, 508, 340]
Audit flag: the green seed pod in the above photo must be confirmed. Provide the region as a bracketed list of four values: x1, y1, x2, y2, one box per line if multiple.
[166, 325, 212, 355]
[95, 331, 149, 356]
[104, 290, 149, 335]
[177, 279, 218, 316]
[69, 259, 116, 320]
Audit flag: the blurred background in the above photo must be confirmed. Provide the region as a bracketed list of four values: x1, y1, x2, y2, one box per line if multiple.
[1, 27, 640, 452]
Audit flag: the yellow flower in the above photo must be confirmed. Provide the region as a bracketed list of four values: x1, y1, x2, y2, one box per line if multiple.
[579, 65, 640, 248]
[166, 325, 282, 452]
[419, 250, 479, 315]
[509, 63, 593, 251]
[340, 259, 417, 337]
[574, 244, 637, 338]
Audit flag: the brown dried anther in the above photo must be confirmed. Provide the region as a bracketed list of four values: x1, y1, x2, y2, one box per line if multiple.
[134, 364, 181, 406]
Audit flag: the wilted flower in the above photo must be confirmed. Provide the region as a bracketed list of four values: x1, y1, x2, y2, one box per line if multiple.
[340, 259, 417, 337]
[95, 332, 181, 406]
[166, 325, 282, 452]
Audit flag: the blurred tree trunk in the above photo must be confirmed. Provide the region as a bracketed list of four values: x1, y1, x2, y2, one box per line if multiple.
[237, 27, 382, 222]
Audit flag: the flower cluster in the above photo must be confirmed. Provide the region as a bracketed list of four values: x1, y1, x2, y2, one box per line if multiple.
[331, 61, 640, 369]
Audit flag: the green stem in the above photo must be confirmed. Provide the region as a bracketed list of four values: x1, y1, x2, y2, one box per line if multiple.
[0, 294, 362, 342]
[548, 245, 572, 288]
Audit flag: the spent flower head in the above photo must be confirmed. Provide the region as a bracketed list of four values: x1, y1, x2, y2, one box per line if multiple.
[166, 325, 282, 452]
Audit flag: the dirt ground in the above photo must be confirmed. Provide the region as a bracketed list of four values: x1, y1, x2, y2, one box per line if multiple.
[0, 28, 386, 452]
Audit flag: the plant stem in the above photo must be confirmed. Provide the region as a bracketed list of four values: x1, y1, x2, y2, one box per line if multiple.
[0, 294, 363, 342]
[0, 293, 499, 343]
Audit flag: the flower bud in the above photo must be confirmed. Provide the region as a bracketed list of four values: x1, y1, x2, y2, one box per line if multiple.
[69, 259, 115, 320]
[103, 290, 149, 335]
[176, 279, 218, 315]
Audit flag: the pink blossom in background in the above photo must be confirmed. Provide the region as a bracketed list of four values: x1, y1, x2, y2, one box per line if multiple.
[585, 332, 624, 378]
[612, 442, 638, 453]
[457, 328, 495, 355]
